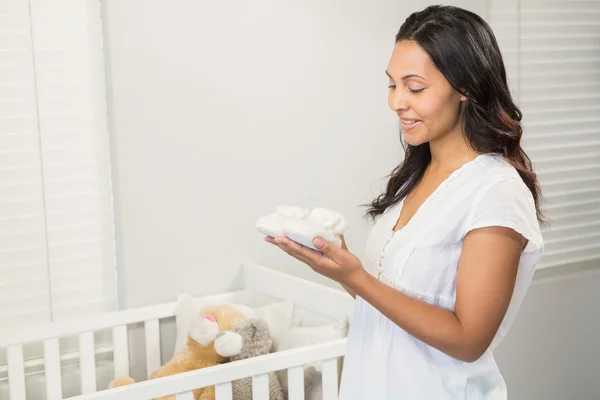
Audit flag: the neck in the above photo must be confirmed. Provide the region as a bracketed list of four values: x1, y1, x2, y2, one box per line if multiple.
[428, 125, 479, 172]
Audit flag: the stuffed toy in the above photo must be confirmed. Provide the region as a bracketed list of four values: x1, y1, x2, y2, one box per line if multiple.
[256, 205, 348, 250]
[226, 318, 285, 400]
[109, 304, 247, 400]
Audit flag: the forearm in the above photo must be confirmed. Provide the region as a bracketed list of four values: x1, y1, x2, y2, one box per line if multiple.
[338, 235, 356, 298]
[346, 270, 484, 362]
[340, 283, 356, 299]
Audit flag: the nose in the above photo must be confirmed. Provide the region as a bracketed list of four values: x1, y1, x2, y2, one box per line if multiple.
[388, 89, 409, 113]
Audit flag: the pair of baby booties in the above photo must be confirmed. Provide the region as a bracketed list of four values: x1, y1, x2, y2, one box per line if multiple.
[256, 206, 348, 250]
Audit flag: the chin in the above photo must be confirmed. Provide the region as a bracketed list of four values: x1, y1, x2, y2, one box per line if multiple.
[401, 131, 428, 147]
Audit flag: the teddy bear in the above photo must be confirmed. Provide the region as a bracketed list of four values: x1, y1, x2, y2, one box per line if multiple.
[109, 304, 247, 400]
[226, 318, 285, 400]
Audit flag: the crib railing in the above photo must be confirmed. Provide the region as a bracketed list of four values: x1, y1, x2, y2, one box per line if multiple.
[1, 263, 354, 400]
[0, 290, 252, 400]
[1, 288, 348, 400]
[2, 303, 174, 399]
[71, 338, 347, 400]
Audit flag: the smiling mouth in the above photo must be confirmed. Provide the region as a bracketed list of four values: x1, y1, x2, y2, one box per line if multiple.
[401, 119, 421, 129]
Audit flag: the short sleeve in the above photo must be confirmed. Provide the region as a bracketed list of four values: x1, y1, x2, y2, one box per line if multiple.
[464, 177, 544, 253]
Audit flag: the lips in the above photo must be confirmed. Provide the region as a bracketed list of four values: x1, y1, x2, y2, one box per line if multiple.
[401, 119, 422, 130]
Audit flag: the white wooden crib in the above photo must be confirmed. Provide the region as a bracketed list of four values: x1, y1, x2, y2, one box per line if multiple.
[0, 262, 355, 400]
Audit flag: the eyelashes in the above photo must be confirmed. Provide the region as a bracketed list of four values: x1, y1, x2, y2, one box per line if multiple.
[387, 84, 425, 94]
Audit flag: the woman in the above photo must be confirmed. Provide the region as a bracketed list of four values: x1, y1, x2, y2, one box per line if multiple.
[266, 5, 544, 399]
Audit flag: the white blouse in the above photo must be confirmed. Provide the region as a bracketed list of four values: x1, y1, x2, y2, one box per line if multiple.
[338, 153, 544, 400]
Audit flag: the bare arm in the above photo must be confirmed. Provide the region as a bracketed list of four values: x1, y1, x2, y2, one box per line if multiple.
[345, 226, 525, 362]
[338, 235, 356, 299]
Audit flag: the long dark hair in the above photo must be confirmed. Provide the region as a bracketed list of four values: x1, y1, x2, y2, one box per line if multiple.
[363, 5, 544, 223]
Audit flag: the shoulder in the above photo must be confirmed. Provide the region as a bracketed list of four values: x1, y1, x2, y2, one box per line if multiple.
[472, 153, 534, 201]
[476, 152, 525, 179]
[463, 153, 543, 253]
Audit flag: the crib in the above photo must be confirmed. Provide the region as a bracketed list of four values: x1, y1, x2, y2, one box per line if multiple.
[0, 262, 355, 400]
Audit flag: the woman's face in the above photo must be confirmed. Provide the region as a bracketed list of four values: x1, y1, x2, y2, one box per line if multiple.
[386, 40, 466, 147]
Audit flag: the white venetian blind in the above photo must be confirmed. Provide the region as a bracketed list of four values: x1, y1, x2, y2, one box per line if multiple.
[489, 0, 600, 269]
[0, 0, 117, 330]
[0, 0, 51, 327]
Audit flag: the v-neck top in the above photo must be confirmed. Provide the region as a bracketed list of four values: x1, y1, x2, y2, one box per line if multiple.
[338, 153, 544, 399]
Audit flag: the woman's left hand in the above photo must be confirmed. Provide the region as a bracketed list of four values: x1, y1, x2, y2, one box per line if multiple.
[265, 235, 366, 286]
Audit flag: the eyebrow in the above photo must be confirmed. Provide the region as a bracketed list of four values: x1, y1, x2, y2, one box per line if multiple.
[385, 70, 425, 80]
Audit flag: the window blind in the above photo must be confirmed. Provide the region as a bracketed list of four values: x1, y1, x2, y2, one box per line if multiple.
[0, 0, 52, 328]
[0, 0, 118, 331]
[489, 0, 600, 269]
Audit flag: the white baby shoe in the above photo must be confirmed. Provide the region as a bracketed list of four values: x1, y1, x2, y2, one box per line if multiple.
[255, 213, 288, 238]
[275, 205, 310, 220]
[283, 219, 342, 250]
[307, 207, 348, 234]
[255, 205, 309, 238]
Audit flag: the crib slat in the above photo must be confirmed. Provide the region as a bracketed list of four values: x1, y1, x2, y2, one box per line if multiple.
[144, 319, 161, 377]
[321, 358, 339, 400]
[215, 382, 233, 400]
[287, 366, 306, 400]
[252, 373, 269, 400]
[79, 331, 97, 393]
[7, 345, 26, 400]
[44, 338, 63, 400]
[112, 325, 130, 377]
[176, 391, 194, 400]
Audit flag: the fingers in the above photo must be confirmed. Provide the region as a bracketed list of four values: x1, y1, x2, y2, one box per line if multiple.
[267, 236, 332, 270]
[312, 237, 345, 264]
[339, 234, 348, 251]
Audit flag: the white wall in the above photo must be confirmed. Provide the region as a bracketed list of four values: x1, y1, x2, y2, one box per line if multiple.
[98, 2, 600, 399]
[101, 0, 486, 308]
